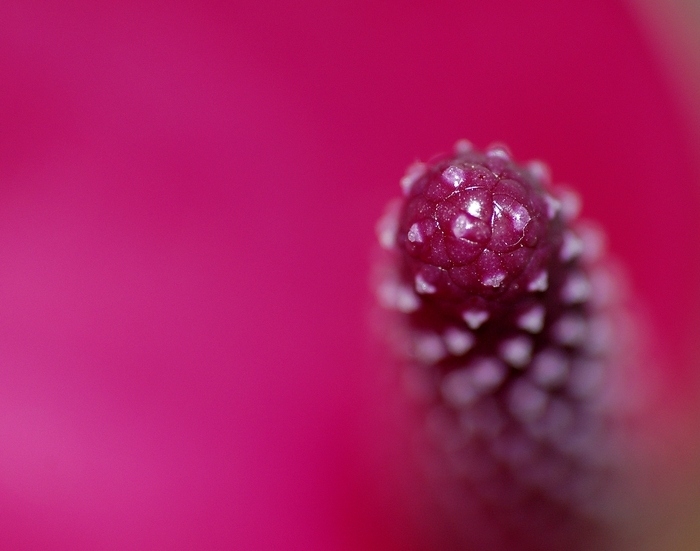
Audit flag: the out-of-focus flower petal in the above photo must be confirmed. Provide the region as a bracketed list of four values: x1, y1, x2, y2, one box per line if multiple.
[0, 1, 698, 549]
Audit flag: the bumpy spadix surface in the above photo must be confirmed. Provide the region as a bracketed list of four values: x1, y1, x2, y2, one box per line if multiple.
[397, 145, 554, 307]
[376, 141, 638, 550]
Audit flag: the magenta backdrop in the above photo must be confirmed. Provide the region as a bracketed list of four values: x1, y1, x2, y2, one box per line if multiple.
[1, 0, 699, 549]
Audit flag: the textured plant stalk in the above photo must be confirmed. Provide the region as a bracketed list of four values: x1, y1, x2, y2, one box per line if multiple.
[374, 141, 650, 550]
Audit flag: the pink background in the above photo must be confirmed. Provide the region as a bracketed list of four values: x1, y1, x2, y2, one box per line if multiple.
[1, 0, 699, 549]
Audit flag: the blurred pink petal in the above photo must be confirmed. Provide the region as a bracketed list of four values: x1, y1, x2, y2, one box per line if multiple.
[0, 1, 698, 549]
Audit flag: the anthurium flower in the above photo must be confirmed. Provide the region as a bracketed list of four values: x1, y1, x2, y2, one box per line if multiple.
[375, 141, 662, 550]
[0, 1, 698, 549]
